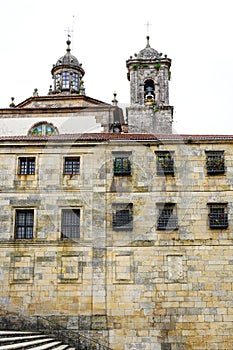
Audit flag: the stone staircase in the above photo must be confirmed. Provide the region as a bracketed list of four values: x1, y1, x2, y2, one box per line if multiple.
[0, 331, 76, 349]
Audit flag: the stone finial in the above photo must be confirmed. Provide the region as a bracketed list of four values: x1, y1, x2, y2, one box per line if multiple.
[33, 88, 39, 97]
[9, 97, 15, 108]
[112, 92, 118, 106]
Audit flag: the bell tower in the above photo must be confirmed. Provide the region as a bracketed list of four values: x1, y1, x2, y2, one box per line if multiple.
[126, 36, 173, 133]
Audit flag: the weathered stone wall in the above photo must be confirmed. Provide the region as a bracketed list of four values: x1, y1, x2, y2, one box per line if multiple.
[0, 139, 233, 349]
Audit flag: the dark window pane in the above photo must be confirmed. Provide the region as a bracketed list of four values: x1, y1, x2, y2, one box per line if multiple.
[19, 157, 35, 175]
[62, 209, 80, 239]
[114, 157, 131, 175]
[15, 210, 34, 239]
[64, 158, 80, 175]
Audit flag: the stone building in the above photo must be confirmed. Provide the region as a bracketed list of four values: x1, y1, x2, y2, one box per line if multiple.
[0, 36, 233, 350]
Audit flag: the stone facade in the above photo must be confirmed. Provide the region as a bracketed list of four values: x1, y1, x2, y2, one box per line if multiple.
[0, 134, 233, 349]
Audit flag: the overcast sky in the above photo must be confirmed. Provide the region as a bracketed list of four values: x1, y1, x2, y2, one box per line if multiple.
[1, 0, 233, 134]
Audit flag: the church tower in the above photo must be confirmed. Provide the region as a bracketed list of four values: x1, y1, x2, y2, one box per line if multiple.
[126, 36, 173, 133]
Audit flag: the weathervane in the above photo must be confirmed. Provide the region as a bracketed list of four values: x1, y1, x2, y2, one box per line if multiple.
[64, 15, 75, 50]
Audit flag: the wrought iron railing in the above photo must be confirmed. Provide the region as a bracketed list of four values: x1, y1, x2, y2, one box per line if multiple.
[0, 312, 112, 350]
[35, 316, 112, 350]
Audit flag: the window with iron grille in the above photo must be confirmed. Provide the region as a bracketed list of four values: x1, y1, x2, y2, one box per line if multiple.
[113, 157, 131, 176]
[15, 210, 34, 239]
[206, 151, 225, 174]
[112, 203, 133, 230]
[64, 157, 80, 175]
[157, 204, 178, 230]
[156, 152, 174, 175]
[19, 157, 35, 175]
[61, 209, 80, 239]
[208, 204, 228, 229]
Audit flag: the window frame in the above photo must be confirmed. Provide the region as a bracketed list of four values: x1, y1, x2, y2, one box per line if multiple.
[18, 157, 36, 175]
[64, 157, 80, 175]
[208, 203, 228, 229]
[157, 204, 178, 230]
[61, 208, 81, 239]
[156, 151, 174, 175]
[112, 203, 133, 231]
[15, 209, 34, 239]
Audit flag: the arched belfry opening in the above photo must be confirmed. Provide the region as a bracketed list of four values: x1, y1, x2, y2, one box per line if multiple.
[144, 79, 155, 103]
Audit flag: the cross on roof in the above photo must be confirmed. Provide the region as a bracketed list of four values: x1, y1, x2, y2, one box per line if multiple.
[64, 26, 73, 39]
[144, 21, 152, 36]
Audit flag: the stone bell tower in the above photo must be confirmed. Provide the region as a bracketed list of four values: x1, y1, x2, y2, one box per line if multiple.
[126, 36, 173, 133]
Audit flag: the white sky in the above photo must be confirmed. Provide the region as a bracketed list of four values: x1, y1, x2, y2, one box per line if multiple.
[0, 0, 233, 135]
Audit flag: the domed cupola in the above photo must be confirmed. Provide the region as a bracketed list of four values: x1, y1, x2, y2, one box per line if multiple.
[51, 38, 85, 95]
[138, 36, 160, 60]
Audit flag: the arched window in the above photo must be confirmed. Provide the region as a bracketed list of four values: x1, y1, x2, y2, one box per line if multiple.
[144, 79, 155, 102]
[29, 122, 58, 136]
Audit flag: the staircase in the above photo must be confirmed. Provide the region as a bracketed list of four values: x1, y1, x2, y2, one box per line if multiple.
[0, 331, 75, 349]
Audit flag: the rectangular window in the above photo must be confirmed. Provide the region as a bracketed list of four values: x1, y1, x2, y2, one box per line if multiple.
[61, 209, 80, 239]
[19, 157, 35, 175]
[64, 157, 80, 175]
[156, 152, 174, 175]
[157, 204, 178, 230]
[112, 203, 133, 231]
[113, 157, 131, 176]
[206, 151, 225, 174]
[208, 204, 228, 229]
[15, 210, 34, 239]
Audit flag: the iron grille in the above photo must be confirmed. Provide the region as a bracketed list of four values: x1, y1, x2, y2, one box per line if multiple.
[112, 204, 133, 230]
[209, 206, 228, 228]
[156, 153, 174, 175]
[206, 151, 225, 174]
[157, 208, 178, 230]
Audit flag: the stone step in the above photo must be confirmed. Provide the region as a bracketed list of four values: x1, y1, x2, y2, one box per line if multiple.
[0, 335, 48, 342]
[0, 331, 77, 350]
[0, 337, 55, 349]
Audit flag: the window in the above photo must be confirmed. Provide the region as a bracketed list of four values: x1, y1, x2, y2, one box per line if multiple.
[157, 204, 178, 230]
[112, 203, 133, 231]
[72, 73, 79, 91]
[29, 122, 58, 136]
[114, 157, 131, 176]
[208, 204, 228, 229]
[15, 210, 34, 239]
[61, 209, 80, 239]
[156, 152, 174, 175]
[206, 151, 225, 175]
[62, 71, 70, 89]
[19, 157, 35, 175]
[55, 73, 60, 90]
[64, 157, 80, 175]
[112, 152, 132, 176]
